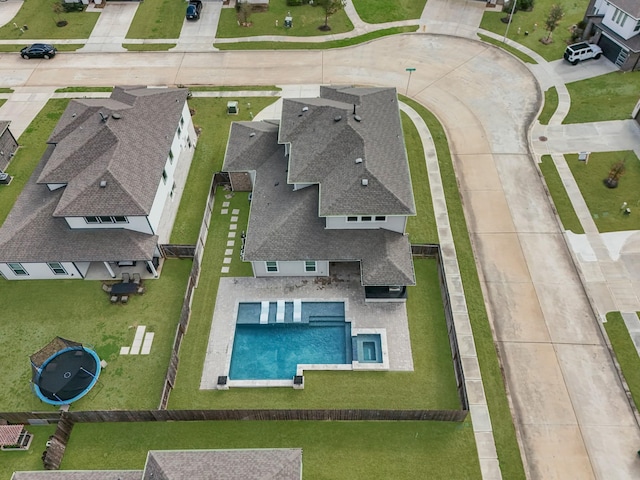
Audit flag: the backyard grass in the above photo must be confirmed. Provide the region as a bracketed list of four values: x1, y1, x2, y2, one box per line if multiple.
[0, 258, 192, 412]
[170, 97, 278, 244]
[604, 312, 640, 413]
[538, 86, 558, 125]
[0, 99, 69, 225]
[0, 0, 99, 40]
[538, 155, 584, 233]
[60, 421, 480, 479]
[352, 0, 426, 23]
[564, 71, 640, 124]
[126, 0, 184, 39]
[216, 1, 352, 38]
[478, 33, 537, 64]
[215, 26, 417, 50]
[0, 425, 56, 479]
[401, 96, 526, 480]
[480, 0, 587, 61]
[123, 43, 176, 51]
[566, 151, 640, 232]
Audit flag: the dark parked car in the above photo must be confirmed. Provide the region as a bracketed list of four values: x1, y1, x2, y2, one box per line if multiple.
[21, 44, 57, 59]
[186, 0, 202, 20]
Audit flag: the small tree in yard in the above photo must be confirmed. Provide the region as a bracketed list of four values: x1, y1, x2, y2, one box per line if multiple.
[52, 2, 67, 27]
[543, 4, 564, 43]
[317, 0, 346, 31]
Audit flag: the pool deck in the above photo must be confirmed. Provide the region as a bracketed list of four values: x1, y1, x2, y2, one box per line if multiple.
[200, 270, 413, 389]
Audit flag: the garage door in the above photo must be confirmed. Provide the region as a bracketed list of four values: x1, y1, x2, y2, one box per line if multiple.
[598, 33, 626, 66]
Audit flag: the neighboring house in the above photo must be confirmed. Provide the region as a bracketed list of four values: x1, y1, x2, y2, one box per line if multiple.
[0, 120, 18, 174]
[583, 0, 640, 70]
[0, 86, 196, 281]
[223, 86, 416, 301]
[11, 448, 303, 479]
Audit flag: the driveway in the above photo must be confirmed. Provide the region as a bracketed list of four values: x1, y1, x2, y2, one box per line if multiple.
[0, 33, 639, 479]
[0, 0, 21, 29]
[173, 0, 222, 52]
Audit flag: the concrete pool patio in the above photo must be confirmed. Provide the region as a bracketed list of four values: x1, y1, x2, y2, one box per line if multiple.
[200, 264, 414, 390]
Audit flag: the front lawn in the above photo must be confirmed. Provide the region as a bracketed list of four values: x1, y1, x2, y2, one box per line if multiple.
[564, 71, 640, 124]
[60, 420, 480, 479]
[352, 0, 426, 23]
[566, 151, 640, 232]
[538, 86, 558, 125]
[604, 312, 640, 413]
[538, 155, 584, 234]
[126, 0, 184, 39]
[480, 0, 587, 61]
[0, 0, 99, 40]
[216, 1, 353, 38]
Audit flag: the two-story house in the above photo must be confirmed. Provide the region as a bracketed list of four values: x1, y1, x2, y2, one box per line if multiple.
[583, 0, 640, 70]
[0, 86, 196, 280]
[223, 86, 416, 301]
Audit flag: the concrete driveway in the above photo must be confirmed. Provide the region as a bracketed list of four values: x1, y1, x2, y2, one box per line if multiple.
[0, 33, 639, 479]
[0, 0, 22, 29]
[173, 0, 221, 52]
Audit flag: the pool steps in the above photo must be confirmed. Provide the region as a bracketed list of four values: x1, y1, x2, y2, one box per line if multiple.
[276, 300, 285, 323]
[260, 301, 269, 324]
[293, 299, 302, 322]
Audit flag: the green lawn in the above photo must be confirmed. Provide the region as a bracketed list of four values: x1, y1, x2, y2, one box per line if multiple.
[564, 71, 640, 124]
[480, 0, 587, 61]
[187, 85, 281, 91]
[123, 43, 176, 51]
[401, 97, 526, 479]
[215, 26, 417, 50]
[0, 259, 191, 412]
[538, 86, 558, 125]
[478, 33, 537, 64]
[0, 88, 14, 93]
[216, 1, 352, 38]
[566, 151, 640, 232]
[0, 425, 57, 479]
[54, 86, 114, 93]
[59, 421, 480, 479]
[538, 155, 584, 233]
[352, 0, 426, 23]
[0, 44, 82, 52]
[126, 0, 184, 39]
[604, 312, 640, 413]
[0, 0, 99, 40]
[170, 97, 278, 244]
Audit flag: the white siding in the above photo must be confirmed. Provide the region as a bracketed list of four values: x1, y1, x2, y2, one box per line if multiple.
[602, 5, 640, 39]
[253, 260, 329, 277]
[293, 183, 314, 191]
[46, 183, 66, 191]
[65, 216, 153, 234]
[324, 215, 406, 234]
[0, 262, 82, 280]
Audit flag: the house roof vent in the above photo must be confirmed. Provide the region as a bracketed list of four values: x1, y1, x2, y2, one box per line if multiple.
[354, 115, 362, 122]
[98, 112, 108, 122]
[355, 157, 363, 164]
[249, 132, 256, 137]
[111, 113, 121, 120]
[361, 178, 368, 186]
[334, 115, 342, 122]
[302, 106, 309, 112]
[99, 180, 107, 188]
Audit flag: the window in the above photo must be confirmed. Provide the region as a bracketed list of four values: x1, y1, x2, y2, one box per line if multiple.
[361, 216, 372, 222]
[170, 182, 176, 199]
[180, 117, 185, 127]
[113, 216, 127, 223]
[99, 216, 112, 223]
[85, 216, 99, 224]
[177, 126, 182, 137]
[8, 263, 27, 276]
[375, 216, 387, 222]
[85, 216, 127, 224]
[265, 261, 278, 273]
[169, 150, 174, 164]
[635, 19, 640, 32]
[347, 216, 358, 222]
[612, 8, 628, 26]
[162, 169, 168, 184]
[305, 261, 317, 272]
[48, 262, 67, 275]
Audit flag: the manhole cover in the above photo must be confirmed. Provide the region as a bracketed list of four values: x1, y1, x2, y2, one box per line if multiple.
[539, 136, 548, 142]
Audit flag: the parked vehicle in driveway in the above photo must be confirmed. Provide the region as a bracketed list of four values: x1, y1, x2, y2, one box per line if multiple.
[21, 44, 57, 59]
[563, 42, 602, 65]
[186, 0, 203, 20]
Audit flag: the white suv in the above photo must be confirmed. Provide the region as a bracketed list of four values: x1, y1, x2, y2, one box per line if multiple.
[564, 42, 603, 65]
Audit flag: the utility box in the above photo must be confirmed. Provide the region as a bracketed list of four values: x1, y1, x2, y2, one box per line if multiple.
[227, 101, 239, 115]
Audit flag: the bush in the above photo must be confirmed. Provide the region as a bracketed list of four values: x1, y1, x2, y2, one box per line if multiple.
[287, 0, 303, 5]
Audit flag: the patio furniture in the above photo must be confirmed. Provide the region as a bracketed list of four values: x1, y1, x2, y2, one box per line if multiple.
[121, 272, 130, 283]
[102, 283, 112, 293]
[110, 295, 119, 304]
[133, 273, 141, 285]
[121, 295, 129, 305]
[137, 286, 145, 295]
[110, 282, 138, 295]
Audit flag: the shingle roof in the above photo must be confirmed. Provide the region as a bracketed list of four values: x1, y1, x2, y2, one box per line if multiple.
[0, 145, 157, 263]
[279, 86, 416, 217]
[611, 0, 640, 18]
[38, 86, 188, 217]
[223, 126, 415, 286]
[143, 449, 302, 479]
[0, 425, 23, 447]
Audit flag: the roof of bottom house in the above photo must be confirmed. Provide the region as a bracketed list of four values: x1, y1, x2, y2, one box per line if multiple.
[0, 145, 157, 263]
[11, 449, 303, 480]
[224, 122, 415, 287]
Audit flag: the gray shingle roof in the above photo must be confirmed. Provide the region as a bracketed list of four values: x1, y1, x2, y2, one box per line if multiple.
[0, 146, 157, 264]
[279, 86, 416, 217]
[143, 449, 302, 479]
[39, 86, 188, 217]
[610, 0, 640, 18]
[223, 124, 415, 286]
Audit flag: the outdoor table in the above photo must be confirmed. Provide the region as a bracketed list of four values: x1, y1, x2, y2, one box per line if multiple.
[110, 282, 138, 295]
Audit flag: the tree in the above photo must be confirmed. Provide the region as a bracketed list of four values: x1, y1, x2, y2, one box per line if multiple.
[52, 2, 67, 27]
[317, 0, 346, 31]
[544, 4, 564, 43]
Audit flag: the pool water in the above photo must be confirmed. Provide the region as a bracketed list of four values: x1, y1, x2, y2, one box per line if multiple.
[229, 321, 351, 380]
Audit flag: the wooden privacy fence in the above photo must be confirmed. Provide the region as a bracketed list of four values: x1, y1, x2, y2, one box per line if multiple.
[412, 244, 469, 411]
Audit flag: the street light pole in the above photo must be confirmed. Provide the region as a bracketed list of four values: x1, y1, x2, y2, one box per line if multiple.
[503, 0, 518, 43]
[405, 67, 416, 96]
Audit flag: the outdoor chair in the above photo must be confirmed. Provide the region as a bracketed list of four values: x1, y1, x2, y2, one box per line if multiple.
[137, 287, 145, 295]
[133, 273, 141, 285]
[121, 295, 129, 305]
[122, 272, 130, 283]
[110, 295, 119, 304]
[102, 283, 112, 293]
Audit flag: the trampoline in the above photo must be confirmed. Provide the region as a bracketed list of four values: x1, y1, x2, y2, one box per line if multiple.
[30, 337, 101, 406]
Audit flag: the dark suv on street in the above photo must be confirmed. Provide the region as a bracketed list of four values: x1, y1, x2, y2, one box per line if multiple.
[21, 44, 57, 59]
